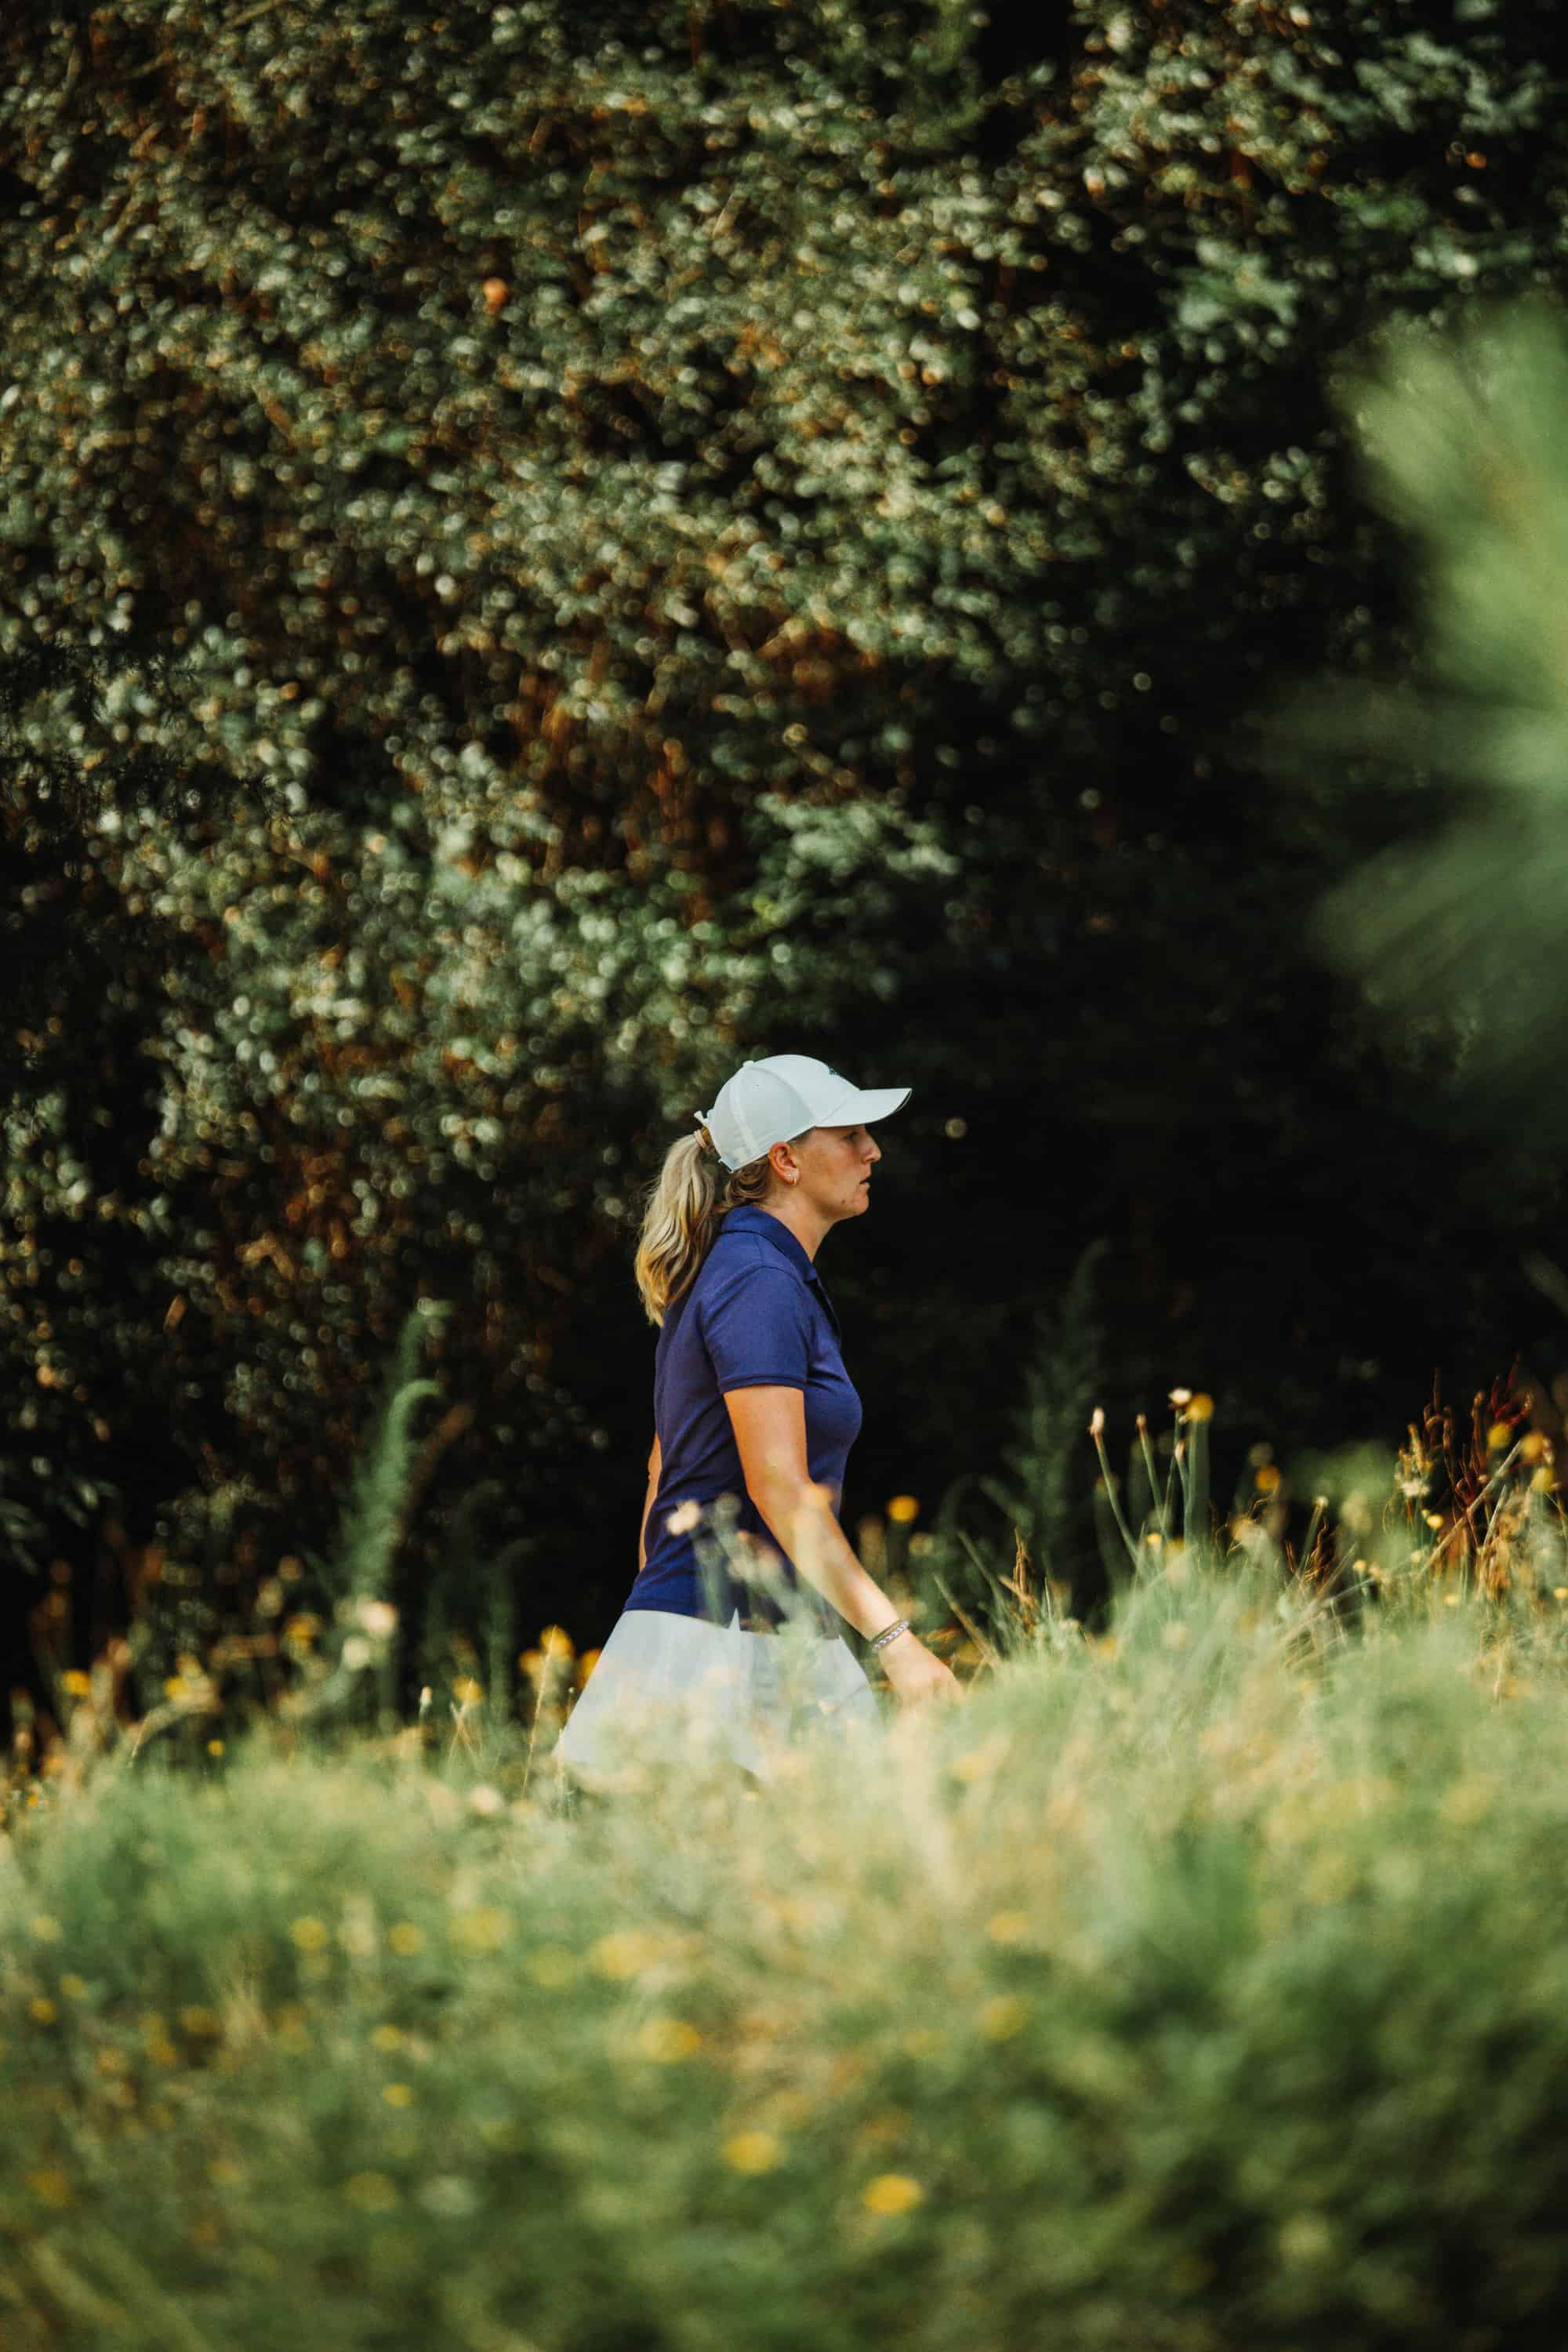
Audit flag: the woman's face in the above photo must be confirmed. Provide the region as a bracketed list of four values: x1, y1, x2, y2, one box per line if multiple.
[789, 1123, 881, 1224]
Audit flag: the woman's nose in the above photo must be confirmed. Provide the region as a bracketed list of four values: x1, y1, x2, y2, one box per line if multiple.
[866, 1137, 881, 1165]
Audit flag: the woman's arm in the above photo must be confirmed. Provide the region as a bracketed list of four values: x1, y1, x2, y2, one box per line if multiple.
[637, 1435, 661, 1573]
[723, 1388, 960, 1703]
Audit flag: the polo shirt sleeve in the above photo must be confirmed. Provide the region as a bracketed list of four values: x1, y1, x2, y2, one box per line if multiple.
[699, 1256, 813, 1393]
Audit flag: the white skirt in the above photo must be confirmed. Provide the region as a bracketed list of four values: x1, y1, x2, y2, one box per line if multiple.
[552, 1606, 880, 1787]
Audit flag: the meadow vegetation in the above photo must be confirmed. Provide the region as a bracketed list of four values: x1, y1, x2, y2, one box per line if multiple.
[7, 1368, 1568, 2350]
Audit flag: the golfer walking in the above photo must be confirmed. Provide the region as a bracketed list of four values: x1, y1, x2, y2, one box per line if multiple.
[554, 1053, 960, 1784]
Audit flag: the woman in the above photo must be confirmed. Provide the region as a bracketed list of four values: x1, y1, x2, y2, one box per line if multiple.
[554, 1052, 960, 1787]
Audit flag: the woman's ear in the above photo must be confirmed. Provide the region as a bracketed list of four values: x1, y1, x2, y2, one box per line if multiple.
[768, 1138, 800, 1186]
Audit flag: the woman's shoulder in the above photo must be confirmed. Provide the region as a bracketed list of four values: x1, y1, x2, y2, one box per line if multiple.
[692, 1229, 801, 1307]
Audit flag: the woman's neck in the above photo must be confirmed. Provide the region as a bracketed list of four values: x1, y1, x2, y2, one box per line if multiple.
[755, 1192, 829, 1261]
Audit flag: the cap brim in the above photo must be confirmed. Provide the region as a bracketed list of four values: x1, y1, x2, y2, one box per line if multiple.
[819, 1084, 911, 1128]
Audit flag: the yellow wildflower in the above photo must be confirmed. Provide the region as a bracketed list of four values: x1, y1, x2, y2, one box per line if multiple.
[635, 2016, 702, 2063]
[382, 2083, 414, 2108]
[289, 1917, 330, 1953]
[371, 2024, 405, 2053]
[60, 1670, 92, 1699]
[724, 2130, 783, 2175]
[886, 1496, 920, 1524]
[387, 1923, 425, 1957]
[986, 1910, 1029, 1946]
[979, 1995, 1030, 2042]
[862, 2173, 924, 2216]
[29, 1998, 57, 2025]
[27, 2170, 73, 2209]
[590, 1929, 667, 1980]
[449, 1907, 510, 1955]
[59, 1975, 89, 2001]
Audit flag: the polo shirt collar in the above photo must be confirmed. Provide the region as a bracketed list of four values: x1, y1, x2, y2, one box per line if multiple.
[717, 1203, 818, 1283]
[716, 1206, 840, 1334]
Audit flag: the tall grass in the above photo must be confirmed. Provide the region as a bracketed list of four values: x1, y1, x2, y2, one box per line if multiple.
[10, 1316, 1568, 2348]
[6, 1560, 1568, 2350]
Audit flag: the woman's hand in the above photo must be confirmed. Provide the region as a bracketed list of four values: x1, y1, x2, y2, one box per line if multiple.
[720, 1393, 966, 1707]
[878, 1629, 964, 1708]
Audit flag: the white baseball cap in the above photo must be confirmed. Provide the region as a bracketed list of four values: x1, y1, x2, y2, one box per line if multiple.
[697, 1054, 911, 1172]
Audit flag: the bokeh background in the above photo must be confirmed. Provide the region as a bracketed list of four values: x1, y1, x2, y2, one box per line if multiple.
[6, 0, 1568, 1706]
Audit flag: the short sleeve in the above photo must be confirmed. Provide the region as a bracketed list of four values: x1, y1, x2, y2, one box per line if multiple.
[699, 1257, 812, 1393]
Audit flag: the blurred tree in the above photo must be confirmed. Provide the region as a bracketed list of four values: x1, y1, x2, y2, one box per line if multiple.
[1305, 306, 1568, 1131]
[2, 0, 1566, 1677]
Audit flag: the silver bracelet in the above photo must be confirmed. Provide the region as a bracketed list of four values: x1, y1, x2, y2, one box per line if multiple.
[866, 1617, 911, 1653]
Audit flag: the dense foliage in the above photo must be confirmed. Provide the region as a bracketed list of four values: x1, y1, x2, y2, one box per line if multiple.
[5, 0, 1568, 1686]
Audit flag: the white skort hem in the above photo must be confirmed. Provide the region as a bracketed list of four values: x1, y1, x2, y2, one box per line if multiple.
[552, 1606, 878, 1786]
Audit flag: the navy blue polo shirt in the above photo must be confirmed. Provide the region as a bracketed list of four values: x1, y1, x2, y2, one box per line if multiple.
[625, 1205, 862, 1628]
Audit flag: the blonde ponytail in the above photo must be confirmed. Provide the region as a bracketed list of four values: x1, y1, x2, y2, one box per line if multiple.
[635, 1133, 722, 1327]
[633, 1123, 799, 1325]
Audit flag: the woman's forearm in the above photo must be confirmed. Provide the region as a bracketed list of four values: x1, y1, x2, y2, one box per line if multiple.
[750, 1476, 904, 1641]
[637, 1438, 662, 1574]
